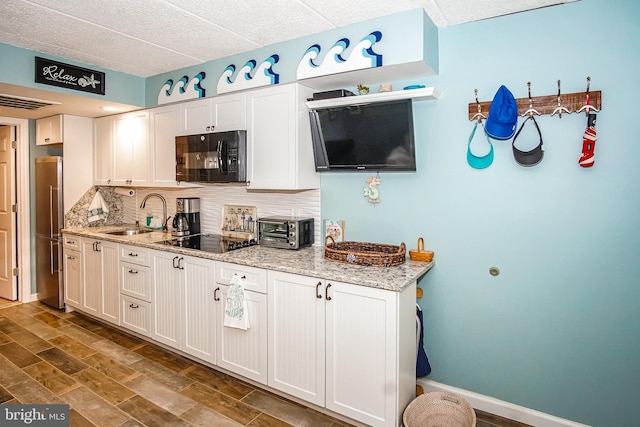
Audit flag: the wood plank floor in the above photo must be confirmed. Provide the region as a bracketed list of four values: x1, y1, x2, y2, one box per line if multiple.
[1, 300, 530, 426]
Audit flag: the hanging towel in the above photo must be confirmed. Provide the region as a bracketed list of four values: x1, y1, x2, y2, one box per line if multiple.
[87, 190, 109, 223]
[224, 275, 250, 330]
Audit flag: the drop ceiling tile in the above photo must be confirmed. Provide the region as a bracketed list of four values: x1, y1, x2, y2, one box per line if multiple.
[301, 0, 427, 27]
[164, 0, 336, 47]
[22, 0, 261, 60]
[431, 0, 577, 26]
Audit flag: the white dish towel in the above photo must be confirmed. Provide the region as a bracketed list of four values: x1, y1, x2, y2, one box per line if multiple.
[87, 190, 109, 223]
[224, 275, 250, 330]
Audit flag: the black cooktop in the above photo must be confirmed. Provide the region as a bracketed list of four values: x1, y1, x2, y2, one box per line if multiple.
[161, 234, 256, 253]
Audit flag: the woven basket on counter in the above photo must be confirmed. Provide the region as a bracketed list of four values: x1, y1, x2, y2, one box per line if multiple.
[324, 236, 406, 267]
[403, 392, 476, 427]
[409, 237, 434, 262]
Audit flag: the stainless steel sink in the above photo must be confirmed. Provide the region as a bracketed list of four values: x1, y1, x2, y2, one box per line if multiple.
[104, 228, 155, 236]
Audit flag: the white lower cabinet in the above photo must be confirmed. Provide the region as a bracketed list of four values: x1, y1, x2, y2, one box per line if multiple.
[119, 244, 152, 336]
[268, 270, 414, 427]
[120, 295, 151, 336]
[66, 238, 414, 427]
[151, 250, 216, 364]
[81, 238, 119, 325]
[63, 249, 82, 309]
[215, 262, 268, 385]
[63, 235, 82, 310]
[268, 271, 325, 405]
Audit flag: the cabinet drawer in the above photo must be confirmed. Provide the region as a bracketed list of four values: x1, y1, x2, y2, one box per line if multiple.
[216, 261, 267, 294]
[120, 262, 151, 302]
[120, 295, 151, 336]
[120, 244, 151, 266]
[63, 235, 81, 250]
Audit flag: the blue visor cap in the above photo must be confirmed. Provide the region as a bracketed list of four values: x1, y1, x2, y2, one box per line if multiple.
[485, 85, 518, 140]
[467, 122, 494, 169]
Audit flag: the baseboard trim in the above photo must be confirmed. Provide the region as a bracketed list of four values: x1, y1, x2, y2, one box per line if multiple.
[416, 379, 591, 427]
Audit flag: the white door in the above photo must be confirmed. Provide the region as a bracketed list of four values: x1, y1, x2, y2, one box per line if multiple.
[183, 255, 216, 363]
[246, 85, 294, 189]
[267, 271, 325, 406]
[213, 93, 246, 131]
[325, 281, 397, 427]
[99, 241, 120, 325]
[81, 238, 102, 317]
[0, 125, 17, 300]
[216, 285, 268, 384]
[151, 250, 184, 348]
[149, 105, 181, 186]
[63, 249, 82, 309]
[179, 98, 213, 135]
[93, 116, 113, 185]
[113, 111, 150, 186]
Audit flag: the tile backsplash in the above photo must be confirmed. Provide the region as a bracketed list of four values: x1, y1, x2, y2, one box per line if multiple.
[65, 185, 321, 243]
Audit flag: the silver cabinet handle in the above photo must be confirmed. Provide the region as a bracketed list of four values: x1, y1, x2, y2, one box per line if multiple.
[128, 269, 138, 274]
[49, 185, 54, 238]
[128, 252, 138, 257]
[214, 287, 220, 301]
[325, 283, 332, 301]
[50, 241, 54, 274]
[316, 281, 322, 299]
[66, 255, 76, 260]
[129, 303, 139, 309]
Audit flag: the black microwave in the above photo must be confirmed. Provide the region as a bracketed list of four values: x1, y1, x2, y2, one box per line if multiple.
[176, 130, 247, 183]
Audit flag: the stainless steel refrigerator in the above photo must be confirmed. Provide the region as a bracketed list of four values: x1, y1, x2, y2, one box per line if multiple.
[35, 156, 64, 309]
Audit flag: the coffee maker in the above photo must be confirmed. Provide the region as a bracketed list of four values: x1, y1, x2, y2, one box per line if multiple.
[172, 197, 201, 237]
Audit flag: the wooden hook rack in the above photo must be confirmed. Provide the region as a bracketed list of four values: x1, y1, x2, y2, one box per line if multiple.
[468, 90, 602, 120]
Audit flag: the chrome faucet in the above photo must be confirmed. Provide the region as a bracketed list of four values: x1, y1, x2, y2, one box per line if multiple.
[140, 193, 170, 232]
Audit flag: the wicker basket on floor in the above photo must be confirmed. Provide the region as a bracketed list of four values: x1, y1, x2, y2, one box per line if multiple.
[403, 392, 476, 427]
[324, 236, 406, 267]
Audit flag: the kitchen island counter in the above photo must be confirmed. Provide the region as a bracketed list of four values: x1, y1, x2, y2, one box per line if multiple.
[63, 226, 433, 291]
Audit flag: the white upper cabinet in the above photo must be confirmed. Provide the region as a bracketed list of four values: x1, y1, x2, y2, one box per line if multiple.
[148, 104, 198, 188]
[179, 98, 212, 135]
[93, 116, 114, 185]
[246, 83, 320, 190]
[36, 114, 63, 145]
[213, 93, 246, 132]
[149, 104, 180, 186]
[93, 111, 150, 186]
[178, 93, 246, 135]
[113, 111, 150, 186]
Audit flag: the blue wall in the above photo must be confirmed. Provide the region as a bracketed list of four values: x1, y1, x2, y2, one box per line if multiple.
[0, 43, 145, 107]
[321, 1, 640, 426]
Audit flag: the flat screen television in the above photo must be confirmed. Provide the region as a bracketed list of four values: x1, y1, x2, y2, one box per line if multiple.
[309, 99, 416, 172]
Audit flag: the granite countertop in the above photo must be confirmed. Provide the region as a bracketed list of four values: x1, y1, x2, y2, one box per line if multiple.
[62, 225, 434, 292]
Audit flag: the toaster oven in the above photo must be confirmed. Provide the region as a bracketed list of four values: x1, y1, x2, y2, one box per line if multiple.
[257, 217, 314, 249]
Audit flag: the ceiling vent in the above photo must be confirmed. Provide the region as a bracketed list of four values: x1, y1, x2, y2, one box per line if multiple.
[0, 94, 61, 110]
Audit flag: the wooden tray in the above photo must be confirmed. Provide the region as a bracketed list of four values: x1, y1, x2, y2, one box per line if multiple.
[324, 236, 406, 267]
